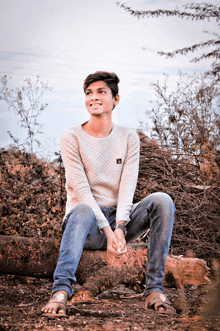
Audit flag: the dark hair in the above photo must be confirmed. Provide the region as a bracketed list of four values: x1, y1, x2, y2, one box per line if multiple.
[83, 71, 120, 97]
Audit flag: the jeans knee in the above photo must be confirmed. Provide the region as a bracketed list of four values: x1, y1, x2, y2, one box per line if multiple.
[68, 204, 95, 226]
[150, 192, 174, 210]
[75, 204, 94, 216]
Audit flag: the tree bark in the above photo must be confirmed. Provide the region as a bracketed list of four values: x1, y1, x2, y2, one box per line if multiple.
[0, 235, 210, 301]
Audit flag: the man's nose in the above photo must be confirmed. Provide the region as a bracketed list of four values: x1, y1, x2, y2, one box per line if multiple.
[91, 94, 99, 100]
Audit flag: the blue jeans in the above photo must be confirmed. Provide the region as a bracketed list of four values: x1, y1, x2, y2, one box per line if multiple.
[52, 192, 175, 298]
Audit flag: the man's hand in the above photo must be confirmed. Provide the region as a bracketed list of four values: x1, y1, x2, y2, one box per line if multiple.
[102, 226, 127, 258]
[114, 220, 127, 253]
[114, 227, 127, 253]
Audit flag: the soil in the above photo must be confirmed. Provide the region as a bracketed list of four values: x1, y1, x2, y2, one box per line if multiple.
[1, 274, 220, 331]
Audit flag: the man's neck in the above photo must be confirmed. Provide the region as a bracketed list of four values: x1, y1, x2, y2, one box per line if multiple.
[82, 117, 114, 138]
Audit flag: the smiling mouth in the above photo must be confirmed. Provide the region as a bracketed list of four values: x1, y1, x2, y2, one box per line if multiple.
[90, 103, 101, 106]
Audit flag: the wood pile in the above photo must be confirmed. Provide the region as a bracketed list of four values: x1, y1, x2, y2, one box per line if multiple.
[135, 142, 220, 261]
[0, 142, 219, 261]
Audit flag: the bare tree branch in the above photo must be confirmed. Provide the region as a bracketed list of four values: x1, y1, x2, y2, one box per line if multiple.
[116, 2, 220, 22]
[117, 2, 220, 79]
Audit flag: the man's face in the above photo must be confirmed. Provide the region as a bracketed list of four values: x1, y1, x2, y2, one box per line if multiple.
[85, 81, 119, 116]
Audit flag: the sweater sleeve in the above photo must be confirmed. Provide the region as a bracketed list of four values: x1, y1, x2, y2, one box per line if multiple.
[60, 130, 110, 229]
[115, 130, 140, 224]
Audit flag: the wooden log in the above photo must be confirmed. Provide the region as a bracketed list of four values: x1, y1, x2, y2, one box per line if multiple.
[71, 248, 210, 303]
[0, 235, 60, 277]
[0, 235, 210, 301]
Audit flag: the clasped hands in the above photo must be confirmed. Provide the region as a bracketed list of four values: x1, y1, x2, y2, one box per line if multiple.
[103, 223, 127, 258]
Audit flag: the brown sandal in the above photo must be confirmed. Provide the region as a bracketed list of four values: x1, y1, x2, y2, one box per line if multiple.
[145, 293, 176, 315]
[42, 292, 68, 318]
[42, 301, 67, 318]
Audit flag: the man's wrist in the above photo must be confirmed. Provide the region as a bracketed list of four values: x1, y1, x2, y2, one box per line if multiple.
[115, 223, 127, 235]
[117, 220, 126, 226]
[102, 225, 114, 239]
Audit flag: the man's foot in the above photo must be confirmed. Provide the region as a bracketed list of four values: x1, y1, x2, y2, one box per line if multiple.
[145, 291, 176, 314]
[41, 290, 68, 317]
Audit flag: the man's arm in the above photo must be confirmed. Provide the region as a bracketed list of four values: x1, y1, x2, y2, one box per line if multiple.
[116, 131, 140, 225]
[112, 131, 140, 256]
[60, 129, 110, 229]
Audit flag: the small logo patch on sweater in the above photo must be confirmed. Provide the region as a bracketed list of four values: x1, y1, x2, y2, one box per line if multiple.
[116, 158, 122, 164]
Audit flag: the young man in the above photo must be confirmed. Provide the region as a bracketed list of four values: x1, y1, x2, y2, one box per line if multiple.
[42, 71, 175, 317]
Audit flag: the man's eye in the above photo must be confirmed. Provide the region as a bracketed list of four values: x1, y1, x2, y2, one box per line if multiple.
[86, 92, 91, 95]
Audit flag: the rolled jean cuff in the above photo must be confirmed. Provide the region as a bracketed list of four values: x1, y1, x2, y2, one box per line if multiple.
[143, 287, 163, 297]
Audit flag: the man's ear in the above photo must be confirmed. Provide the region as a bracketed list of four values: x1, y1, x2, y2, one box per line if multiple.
[114, 94, 120, 106]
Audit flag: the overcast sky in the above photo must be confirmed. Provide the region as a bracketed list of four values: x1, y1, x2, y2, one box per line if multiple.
[0, 0, 219, 158]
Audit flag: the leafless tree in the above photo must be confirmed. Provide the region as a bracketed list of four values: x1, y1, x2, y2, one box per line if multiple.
[0, 76, 52, 154]
[140, 72, 220, 165]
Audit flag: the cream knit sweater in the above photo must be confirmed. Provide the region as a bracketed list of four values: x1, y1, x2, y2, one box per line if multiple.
[60, 123, 140, 229]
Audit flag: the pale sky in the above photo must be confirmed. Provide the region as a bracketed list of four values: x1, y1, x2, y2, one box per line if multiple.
[0, 0, 219, 158]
